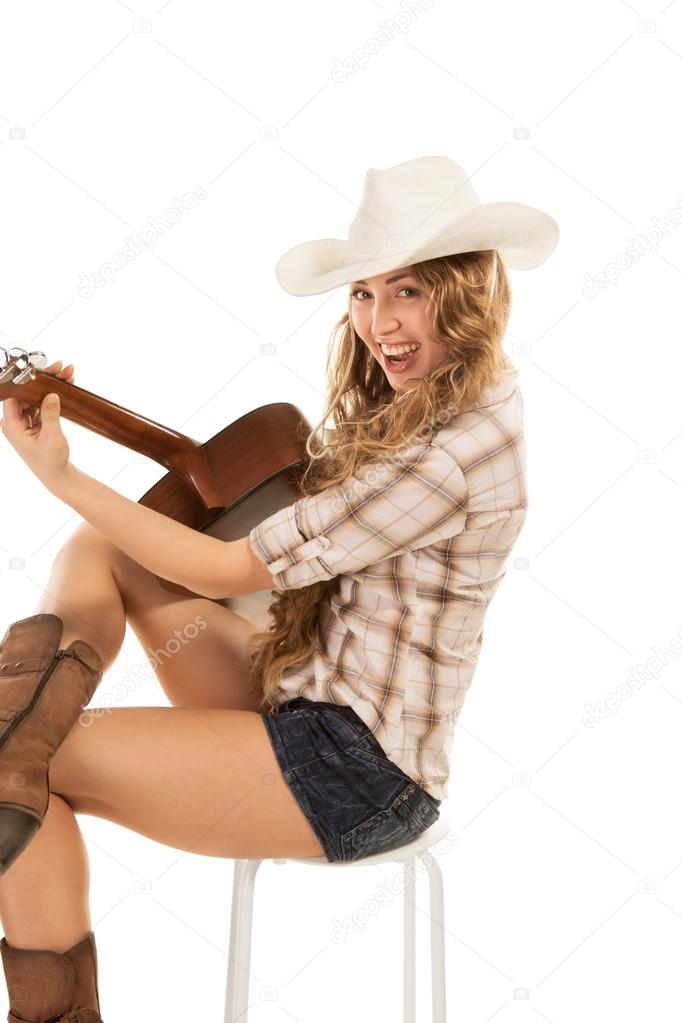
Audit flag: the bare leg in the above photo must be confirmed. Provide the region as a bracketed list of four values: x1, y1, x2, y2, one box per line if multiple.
[28, 526, 128, 670]
[0, 527, 324, 953]
[0, 795, 92, 953]
[0, 533, 126, 951]
[0, 704, 326, 953]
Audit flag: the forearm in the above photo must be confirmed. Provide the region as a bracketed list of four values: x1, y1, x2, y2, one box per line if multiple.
[51, 464, 228, 599]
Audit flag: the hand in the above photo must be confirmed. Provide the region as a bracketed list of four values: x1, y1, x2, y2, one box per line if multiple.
[0, 359, 75, 491]
[44, 359, 75, 385]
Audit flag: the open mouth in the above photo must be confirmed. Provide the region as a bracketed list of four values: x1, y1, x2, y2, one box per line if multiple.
[380, 344, 421, 373]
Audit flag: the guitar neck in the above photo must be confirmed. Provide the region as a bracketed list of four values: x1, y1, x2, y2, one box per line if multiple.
[1, 368, 224, 510]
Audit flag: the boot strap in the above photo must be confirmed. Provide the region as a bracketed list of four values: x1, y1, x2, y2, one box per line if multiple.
[0, 648, 100, 680]
[55, 647, 102, 677]
[0, 656, 54, 676]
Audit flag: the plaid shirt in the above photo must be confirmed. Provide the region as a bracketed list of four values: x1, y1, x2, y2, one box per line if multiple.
[248, 363, 527, 801]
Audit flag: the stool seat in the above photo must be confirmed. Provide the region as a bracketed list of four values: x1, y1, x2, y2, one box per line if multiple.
[223, 810, 450, 1022]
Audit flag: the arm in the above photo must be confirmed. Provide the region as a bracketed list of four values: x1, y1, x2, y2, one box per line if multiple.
[1, 385, 465, 600]
[52, 465, 275, 600]
[0, 387, 274, 601]
[248, 438, 470, 590]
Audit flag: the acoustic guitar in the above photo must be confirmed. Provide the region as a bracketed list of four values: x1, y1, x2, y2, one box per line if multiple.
[0, 345, 313, 632]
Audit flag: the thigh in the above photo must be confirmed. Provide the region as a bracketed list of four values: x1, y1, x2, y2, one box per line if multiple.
[49, 706, 327, 860]
[75, 522, 264, 711]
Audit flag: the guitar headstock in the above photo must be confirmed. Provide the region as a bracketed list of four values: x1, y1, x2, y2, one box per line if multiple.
[0, 346, 50, 400]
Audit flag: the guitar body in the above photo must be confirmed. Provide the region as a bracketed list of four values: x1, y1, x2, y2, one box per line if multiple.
[136, 403, 312, 632]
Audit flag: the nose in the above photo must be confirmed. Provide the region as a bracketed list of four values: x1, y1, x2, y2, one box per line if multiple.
[371, 295, 400, 337]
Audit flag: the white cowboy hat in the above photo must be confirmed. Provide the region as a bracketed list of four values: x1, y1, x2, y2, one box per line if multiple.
[275, 155, 559, 296]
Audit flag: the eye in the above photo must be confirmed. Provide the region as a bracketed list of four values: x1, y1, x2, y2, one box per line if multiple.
[350, 287, 419, 300]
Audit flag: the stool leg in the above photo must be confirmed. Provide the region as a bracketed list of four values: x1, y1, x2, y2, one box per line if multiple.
[424, 853, 447, 1023]
[403, 855, 417, 1023]
[224, 858, 263, 1023]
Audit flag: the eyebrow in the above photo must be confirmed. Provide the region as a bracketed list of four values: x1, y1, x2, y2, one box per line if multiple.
[351, 272, 415, 287]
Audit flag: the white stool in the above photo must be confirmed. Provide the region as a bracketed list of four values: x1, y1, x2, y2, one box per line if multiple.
[223, 812, 450, 1023]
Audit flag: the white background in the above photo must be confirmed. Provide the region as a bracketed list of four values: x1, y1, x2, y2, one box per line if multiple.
[1, 1, 680, 1020]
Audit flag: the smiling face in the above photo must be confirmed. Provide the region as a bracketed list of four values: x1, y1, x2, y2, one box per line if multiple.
[348, 266, 450, 390]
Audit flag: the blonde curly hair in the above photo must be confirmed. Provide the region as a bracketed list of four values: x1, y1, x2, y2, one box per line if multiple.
[246, 249, 512, 714]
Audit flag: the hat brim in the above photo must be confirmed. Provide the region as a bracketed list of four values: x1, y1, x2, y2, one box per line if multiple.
[275, 200, 559, 296]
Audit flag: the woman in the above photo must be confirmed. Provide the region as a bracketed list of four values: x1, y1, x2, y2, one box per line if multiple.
[0, 155, 558, 1020]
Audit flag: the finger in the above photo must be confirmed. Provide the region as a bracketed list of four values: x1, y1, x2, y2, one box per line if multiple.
[39, 392, 60, 432]
[1, 396, 24, 431]
[50, 363, 73, 381]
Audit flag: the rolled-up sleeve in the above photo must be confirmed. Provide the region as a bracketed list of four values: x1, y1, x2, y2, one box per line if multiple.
[248, 440, 469, 590]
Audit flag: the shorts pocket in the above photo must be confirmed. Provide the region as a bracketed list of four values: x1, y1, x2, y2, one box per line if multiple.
[341, 782, 428, 863]
[297, 701, 369, 745]
[349, 734, 412, 778]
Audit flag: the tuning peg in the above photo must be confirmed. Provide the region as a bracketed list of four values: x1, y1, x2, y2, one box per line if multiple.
[0, 347, 17, 382]
[9, 348, 48, 385]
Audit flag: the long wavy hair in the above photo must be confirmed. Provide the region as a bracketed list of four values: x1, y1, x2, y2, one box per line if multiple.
[246, 249, 512, 714]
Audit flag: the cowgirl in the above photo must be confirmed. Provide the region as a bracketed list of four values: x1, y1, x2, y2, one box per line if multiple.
[0, 155, 557, 1021]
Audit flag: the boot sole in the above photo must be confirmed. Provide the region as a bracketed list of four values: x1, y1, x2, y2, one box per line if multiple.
[0, 805, 41, 873]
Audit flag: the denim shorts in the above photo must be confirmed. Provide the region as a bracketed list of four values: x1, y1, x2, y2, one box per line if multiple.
[261, 696, 442, 863]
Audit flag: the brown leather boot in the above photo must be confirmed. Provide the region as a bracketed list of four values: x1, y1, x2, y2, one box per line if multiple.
[0, 614, 103, 876]
[0, 930, 103, 1022]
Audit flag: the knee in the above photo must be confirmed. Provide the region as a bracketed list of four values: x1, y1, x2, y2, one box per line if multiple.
[53, 523, 118, 570]
[42, 524, 121, 618]
[68, 522, 111, 551]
